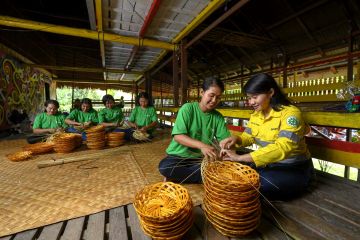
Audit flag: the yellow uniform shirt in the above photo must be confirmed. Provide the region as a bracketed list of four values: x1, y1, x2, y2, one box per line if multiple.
[240, 105, 311, 167]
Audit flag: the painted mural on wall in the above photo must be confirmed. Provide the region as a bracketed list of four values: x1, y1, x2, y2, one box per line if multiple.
[0, 51, 51, 130]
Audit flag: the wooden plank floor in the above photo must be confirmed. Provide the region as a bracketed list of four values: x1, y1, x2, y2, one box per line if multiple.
[0, 204, 285, 240]
[1, 172, 359, 240]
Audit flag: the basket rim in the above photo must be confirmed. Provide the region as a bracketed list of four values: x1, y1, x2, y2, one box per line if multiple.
[134, 182, 191, 219]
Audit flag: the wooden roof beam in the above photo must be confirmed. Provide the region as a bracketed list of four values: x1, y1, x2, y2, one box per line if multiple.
[186, 0, 250, 49]
[29, 64, 142, 75]
[0, 16, 175, 50]
[266, 0, 330, 31]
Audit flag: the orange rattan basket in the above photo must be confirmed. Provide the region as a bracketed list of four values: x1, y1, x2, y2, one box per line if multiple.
[52, 133, 78, 153]
[85, 125, 105, 133]
[106, 132, 125, 147]
[133, 182, 193, 240]
[85, 125, 106, 149]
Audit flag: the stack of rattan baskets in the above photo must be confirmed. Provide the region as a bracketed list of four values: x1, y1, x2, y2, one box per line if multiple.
[51, 133, 81, 153]
[134, 182, 194, 240]
[106, 132, 125, 147]
[202, 161, 261, 237]
[85, 125, 106, 149]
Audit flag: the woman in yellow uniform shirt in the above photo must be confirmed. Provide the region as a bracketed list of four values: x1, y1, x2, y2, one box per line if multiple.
[221, 73, 314, 199]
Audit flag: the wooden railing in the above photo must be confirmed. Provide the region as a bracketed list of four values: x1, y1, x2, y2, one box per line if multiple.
[186, 77, 360, 103]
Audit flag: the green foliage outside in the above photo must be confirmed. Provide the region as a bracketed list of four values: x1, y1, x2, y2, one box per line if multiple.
[56, 86, 132, 113]
[312, 159, 358, 181]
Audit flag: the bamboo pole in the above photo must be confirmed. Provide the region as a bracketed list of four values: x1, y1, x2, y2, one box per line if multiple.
[37, 147, 130, 168]
[0, 16, 175, 51]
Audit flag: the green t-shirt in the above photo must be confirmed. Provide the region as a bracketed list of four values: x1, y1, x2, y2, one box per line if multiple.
[98, 106, 124, 123]
[33, 112, 67, 129]
[66, 109, 98, 123]
[129, 106, 158, 128]
[166, 102, 230, 158]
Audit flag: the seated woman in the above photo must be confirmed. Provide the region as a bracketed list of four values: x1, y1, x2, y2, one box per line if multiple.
[27, 99, 67, 144]
[70, 98, 81, 112]
[128, 92, 158, 137]
[65, 98, 98, 140]
[158, 77, 231, 183]
[98, 94, 131, 140]
[220, 73, 314, 200]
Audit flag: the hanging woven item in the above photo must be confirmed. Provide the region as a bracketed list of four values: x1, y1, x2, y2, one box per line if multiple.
[133, 182, 193, 240]
[202, 160, 261, 237]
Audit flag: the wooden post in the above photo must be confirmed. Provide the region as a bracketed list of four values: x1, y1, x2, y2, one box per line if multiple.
[345, 29, 354, 179]
[145, 72, 152, 100]
[181, 40, 188, 105]
[197, 78, 200, 100]
[160, 75, 163, 108]
[283, 55, 288, 88]
[173, 51, 179, 107]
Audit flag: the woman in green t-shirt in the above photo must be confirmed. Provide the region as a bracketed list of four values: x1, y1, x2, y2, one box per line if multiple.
[65, 98, 98, 140]
[27, 99, 66, 144]
[158, 77, 231, 183]
[128, 92, 158, 136]
[98, 94, 131, 140]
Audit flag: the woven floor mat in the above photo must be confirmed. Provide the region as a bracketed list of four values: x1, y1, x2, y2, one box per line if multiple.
[0, 145, 148, 237]
[129, 136, 204, 206]
[0, 139, 27, 156]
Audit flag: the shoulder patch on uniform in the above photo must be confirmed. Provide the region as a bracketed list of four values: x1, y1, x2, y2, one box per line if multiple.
[286, 116, 299, 127]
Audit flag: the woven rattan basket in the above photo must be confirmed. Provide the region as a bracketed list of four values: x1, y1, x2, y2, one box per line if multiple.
[202, 160, 261, 237]
[85, 125, 105, 133]
[133, 182, 193, 240]
[107, 132, 125, 147]
[51, 133, 79, 153]
[85, 125, 106, 149]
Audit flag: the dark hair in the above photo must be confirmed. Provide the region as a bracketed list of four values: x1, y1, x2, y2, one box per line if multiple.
[102, 94, 115, 105]
[202, 76, 224, 92]
[136, 92, 153, 106]
[74, 98, 80, 103]
[44, 99, 59, 109]
[244, 73, 291, 111]
[81, 98, 93, 110]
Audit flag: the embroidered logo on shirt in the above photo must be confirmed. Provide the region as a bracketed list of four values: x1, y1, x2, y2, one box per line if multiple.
[286, 116, 299, 127]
